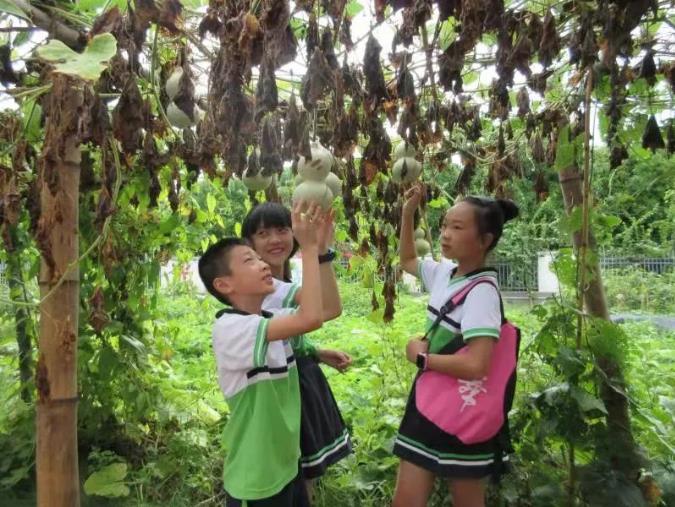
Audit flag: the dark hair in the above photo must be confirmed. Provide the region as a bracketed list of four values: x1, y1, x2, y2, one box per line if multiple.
[241, 202, 298, 281]
[198, 237, 246, 305]
[462, 196, 519, 251]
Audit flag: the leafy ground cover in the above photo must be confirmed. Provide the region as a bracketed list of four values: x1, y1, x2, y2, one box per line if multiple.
[1, 279, 674, 506]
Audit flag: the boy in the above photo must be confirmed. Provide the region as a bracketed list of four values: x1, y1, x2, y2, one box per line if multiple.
[198, 203, 325, 506]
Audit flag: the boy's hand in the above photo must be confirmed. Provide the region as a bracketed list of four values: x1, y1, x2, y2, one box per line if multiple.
[402, 183, 424, 217]
[406, 337, 428, 364]
[317, 207, 335, 254]
[292, 201, 321, 250]
[317, 349, 352, 372]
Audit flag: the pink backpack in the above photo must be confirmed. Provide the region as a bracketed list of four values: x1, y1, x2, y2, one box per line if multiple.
[415, 278, 520, 445]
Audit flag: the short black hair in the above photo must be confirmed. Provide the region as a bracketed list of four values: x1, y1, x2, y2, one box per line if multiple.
[198, 237, 246, 305]
[462, 196, 519, 251]
[241, 202, 298, 281]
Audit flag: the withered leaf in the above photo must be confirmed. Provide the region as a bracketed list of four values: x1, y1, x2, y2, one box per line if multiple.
[90, 6, 123, 37]
[642, 115, 665, 152]
[539, 9, 560, 68]
[0, 45, 19, 86]
[300, 48, 334, 109]
[158, 0, 183, 34]
[112, 77, 144, 154]
[363, 35, 389, 108]
[321, 29, 339, 70]
[340, 17, 354, 51]
[259, 115, 283, 175]
[255, 59, 278, 121]
[306, 13, 319, 61]
[438, 42, 464, 93]
[609, 142, 629, 169]
[81, 87, 110, 147]
[516, 87, 530, 118]
[530, 132, 546, 163]
[396, 68, 415, 100]
[199, 10, 222, 38]
[638, 50, 657, 86]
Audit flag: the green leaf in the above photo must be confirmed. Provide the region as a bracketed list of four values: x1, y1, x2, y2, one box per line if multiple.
[438, 19, 457, 51]
[560, 206, 583, 235]
[84, 463, 130, 498]
[571, 387, 607, 415]
[179, 0, 205, 8]
[427, 197, 447, 209]
[367, 309, 384, 324]
[0, 0, 31, 21]
[21, 99, 42, 143]
[76, 0, 127, 12]
[554, 126, 577, 171]
[345, 0, 363, 18]
[37, 33, 117, 81]
[206, 193, 216, 215]
[159, 214, 179, 234]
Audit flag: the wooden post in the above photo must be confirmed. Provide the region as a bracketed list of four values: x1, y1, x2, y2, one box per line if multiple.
[35, 75, 82, 507]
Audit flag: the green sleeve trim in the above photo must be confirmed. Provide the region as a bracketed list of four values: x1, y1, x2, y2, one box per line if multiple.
[463, 327, 500, 341]
[253, 318, 270, 367]
[282, 284, 300, 309]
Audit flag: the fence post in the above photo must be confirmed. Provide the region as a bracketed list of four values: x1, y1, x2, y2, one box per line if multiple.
[538, 251, 560, 294]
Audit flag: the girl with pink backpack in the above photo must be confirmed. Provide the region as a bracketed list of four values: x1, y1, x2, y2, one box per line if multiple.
[392, 186, 520, 507]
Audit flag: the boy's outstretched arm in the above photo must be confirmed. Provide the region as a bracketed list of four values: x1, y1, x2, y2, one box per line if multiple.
[267, 202, 324, 341]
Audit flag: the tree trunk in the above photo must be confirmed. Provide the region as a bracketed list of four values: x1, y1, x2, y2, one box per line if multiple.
[35, 75, 82, 507]
[558, 164, 643, 478]
[4, 226, 34, 402]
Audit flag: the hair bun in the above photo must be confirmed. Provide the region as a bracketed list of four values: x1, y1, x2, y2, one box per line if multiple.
[497, 199, 519, 222]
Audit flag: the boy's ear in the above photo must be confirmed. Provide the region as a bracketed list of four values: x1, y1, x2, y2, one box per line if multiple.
[213, 276, 234, 297]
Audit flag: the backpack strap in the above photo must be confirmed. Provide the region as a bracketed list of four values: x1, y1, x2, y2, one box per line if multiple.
[422, 277, 504, 340]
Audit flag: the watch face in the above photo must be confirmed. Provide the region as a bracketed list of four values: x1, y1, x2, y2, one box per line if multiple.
[416, 353, 424, 369]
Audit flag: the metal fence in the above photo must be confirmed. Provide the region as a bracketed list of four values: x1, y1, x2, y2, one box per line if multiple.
[0, 262, 6, 291]
[492, 259, 538, 292]
[599, 255, 674, 275]
[335, 254, 674, 293]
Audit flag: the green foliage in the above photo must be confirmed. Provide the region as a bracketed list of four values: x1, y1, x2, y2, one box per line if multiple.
[603, 269, 675, 314]
[84, 462, 129, 498]
[36, 34, 117, 81]
[2, 278, 675, 505]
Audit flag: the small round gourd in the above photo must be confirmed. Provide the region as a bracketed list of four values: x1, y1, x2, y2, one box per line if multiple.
[166, 102, 195, 128]
[242, 169, 273, 191]
[297, 142, 333, 181]
[415, 238, 431, 257]
[391, 157, 422, 184]
[165, 68, 184, 101]
[292, 180, 334, 209]
[325, 172, 343, 197]
[393, 142, 418, 160]
[414, 228, 426, 240]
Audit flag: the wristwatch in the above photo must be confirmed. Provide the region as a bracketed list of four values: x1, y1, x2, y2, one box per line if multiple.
[416, 352, 428, 371]
[318, 248, 336, 264]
